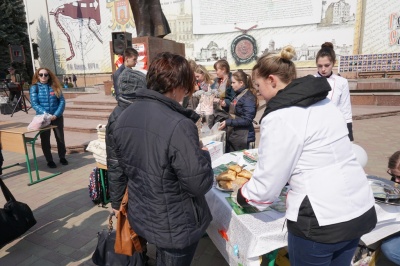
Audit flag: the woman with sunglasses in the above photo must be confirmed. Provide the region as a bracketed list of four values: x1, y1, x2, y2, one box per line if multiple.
[380, 151, 400, 265]
[30, 68, 67, 168]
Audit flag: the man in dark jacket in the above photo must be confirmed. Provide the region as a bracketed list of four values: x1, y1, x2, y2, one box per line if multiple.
[112, 48, 139, 100]
[106, 69, 147, 211]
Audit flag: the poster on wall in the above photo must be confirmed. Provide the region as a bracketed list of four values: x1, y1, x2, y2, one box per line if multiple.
[187, 0, 357, 68]
[361, 1, 400, 54]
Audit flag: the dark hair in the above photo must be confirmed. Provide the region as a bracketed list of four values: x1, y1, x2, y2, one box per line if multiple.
[252, 45, 297, 84]
[214, 59, 230, 74]
[388, 151, 400, 170]
[316, 42, 336, 64]
[124, 47, 138, 58]
[232, 70, 259, 109]
[388, 151, 400, 182]
[147, 52, 195, 95]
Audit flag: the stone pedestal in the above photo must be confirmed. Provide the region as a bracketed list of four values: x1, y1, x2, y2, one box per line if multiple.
[109, 37, 185, 73]
[132, 36, 185, 69]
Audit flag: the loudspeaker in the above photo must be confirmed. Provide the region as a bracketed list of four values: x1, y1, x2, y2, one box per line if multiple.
[112, 32, 132, 55]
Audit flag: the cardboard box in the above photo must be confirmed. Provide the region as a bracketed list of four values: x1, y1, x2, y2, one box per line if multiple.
[204, 141, 224, 162]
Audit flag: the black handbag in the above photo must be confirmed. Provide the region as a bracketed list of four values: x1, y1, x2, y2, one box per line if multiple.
[0, 177, 37, 248]
[92, 213, 146, 266]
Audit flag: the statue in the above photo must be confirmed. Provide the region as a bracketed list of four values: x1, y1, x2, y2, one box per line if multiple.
[129, 0, 171, 38]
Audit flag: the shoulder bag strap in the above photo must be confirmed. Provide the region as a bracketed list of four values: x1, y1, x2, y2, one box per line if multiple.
[0, 177, 16, 202]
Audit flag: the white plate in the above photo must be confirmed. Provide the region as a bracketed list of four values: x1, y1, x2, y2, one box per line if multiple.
[215, 183, 233, 192]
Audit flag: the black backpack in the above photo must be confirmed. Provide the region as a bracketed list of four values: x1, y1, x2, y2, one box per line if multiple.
[88, 167, 109, 206]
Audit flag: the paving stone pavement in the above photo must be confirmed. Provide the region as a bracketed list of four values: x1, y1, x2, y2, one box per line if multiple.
[1, 94, 400, 265]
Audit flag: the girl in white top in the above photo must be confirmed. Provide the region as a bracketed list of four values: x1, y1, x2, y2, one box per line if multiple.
[236, 46, 376, 265]
[315, 42, 354, 140]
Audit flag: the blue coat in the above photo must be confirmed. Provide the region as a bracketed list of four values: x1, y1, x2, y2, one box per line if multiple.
[30, 83, 65, 117]
[225, 87, 257, 142]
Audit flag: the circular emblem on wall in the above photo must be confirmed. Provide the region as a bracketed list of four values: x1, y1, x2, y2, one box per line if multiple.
[231, 34, 257, 64]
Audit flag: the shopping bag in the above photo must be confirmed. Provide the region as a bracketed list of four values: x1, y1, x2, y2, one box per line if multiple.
[0, 177, 37, 248]
[27, 113, 52, 130]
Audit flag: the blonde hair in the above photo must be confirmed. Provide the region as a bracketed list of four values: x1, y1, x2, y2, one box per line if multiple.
[195, 65, 213, 85]
[252, 45, 297, 84]
[32, 67, 63, 98]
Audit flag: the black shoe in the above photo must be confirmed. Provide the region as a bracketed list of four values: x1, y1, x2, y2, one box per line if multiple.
[47, 161, 57, 168]
[60, 158, 68, 165]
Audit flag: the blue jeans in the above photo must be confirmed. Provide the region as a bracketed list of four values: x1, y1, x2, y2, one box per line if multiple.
[288, 232, 359, 266]
[156, 241, 199, 266]
[381, 234, 400, 265]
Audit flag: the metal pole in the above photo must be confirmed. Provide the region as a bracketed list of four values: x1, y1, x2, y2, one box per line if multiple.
[45, 0, 58, 74]
[80, 18, 87, 88]
[23, 0, 35, 73]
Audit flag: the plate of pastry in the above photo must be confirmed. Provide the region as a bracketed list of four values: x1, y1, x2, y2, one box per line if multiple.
[215, 164, 252, 192]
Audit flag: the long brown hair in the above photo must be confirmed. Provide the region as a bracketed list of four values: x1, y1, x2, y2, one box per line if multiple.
[31, 67, 63, 98]
[232, 70, 259, 108]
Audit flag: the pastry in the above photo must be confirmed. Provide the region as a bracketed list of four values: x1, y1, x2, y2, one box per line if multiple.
[232, 177, 248, 187]
[219, 180, 233, 190]
[216, 170, 236, 181]
[229, 164, 242, 173]
[238, 169, 252, 179]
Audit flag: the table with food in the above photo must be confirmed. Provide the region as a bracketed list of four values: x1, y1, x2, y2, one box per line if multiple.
[205, 149, 288, 266]
[206, 150, 400, 266]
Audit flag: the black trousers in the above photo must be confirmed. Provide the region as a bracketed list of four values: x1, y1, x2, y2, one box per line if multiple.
[40, 116, 66, 162]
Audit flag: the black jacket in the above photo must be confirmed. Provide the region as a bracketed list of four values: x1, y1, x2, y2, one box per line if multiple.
[225, 87, 257, 143]
[106, 96, 134, 210]
[113, 88, 213, 249]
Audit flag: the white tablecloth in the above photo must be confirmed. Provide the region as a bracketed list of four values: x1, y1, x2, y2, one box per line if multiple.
[205, 151, 287, 266]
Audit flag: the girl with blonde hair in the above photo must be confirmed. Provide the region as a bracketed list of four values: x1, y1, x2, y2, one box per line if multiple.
[235, 46, 376, 265]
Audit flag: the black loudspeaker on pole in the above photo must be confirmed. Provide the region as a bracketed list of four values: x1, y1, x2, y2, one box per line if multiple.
[111, 32, 132, 55]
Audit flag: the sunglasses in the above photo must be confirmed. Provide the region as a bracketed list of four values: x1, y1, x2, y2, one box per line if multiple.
[387, 170, 400, 180]
[39, 73, 49, 77]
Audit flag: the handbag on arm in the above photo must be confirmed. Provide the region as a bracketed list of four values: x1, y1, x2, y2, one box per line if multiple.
[0, 177, 37, 248]
[114, 188, 147, 256]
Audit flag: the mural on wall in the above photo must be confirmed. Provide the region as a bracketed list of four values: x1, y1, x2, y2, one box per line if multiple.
[106, 0, 135, 31]
[48, 0, 105, 74]
[149, 0, 357, 67]
[360, 0, 400, 54]
[36, 0, 399, 75]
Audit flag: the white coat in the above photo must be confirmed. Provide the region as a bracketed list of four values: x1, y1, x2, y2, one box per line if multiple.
[315, 73, 353, 123]
[240, 98, 375, 226]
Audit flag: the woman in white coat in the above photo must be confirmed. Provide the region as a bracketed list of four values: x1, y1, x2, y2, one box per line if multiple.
[236, 46, 377, 266]
[315, 41, 354, 141]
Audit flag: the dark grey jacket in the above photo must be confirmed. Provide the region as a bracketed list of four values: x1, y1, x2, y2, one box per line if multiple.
[113, 88, 213, 249]
[106, 96, 134, 210]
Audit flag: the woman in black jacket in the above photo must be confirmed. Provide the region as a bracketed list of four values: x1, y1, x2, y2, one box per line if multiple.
[218, 70, 258, 152]
[113, 52, 214, 266]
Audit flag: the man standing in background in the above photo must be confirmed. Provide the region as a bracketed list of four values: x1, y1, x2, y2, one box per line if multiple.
[112, 48, 138, 100]
[6, 66, 22, 109]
